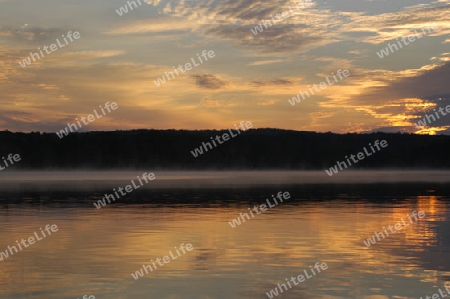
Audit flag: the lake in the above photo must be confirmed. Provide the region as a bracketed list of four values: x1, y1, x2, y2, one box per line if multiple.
[0, 171, 449, 299]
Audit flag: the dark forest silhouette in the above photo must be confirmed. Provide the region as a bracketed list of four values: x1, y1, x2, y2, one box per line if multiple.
[0, 129, 449, 169]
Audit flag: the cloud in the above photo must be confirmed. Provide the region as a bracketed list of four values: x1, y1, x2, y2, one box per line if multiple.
[148, 0, 299, 23]
[0, 25, 70, 43]
[144, 0, 341, 54]
[105, 17, 198, 35]
[111, 0, 450, 56]
[199, 98, 235, 108]
[247, 59, 284, 66]
[318, 62, 450, 133]
[205, 24, 325, 54]
[346, 5, 450, 44]
[250, 78, 292, 88]
[2, 0, 450, 134]
[359, 62, 450, 106]
[192, 74, 227, 89]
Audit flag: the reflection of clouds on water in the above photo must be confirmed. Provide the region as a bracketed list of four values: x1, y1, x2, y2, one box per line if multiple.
[378, 196, 450, 291]
[0, 194, 450, 298]
[412, 216, 450, 271]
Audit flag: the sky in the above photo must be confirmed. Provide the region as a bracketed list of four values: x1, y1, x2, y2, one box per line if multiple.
[0, 0, 449, 134]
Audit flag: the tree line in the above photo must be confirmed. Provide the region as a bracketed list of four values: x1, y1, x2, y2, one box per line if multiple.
[0, 129, 449, 169]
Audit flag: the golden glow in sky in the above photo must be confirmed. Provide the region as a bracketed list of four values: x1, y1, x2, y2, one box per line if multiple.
[0, 0, 449, 134]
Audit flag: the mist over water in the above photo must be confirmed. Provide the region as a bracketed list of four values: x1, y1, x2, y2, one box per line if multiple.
[0, 171, 449, 191]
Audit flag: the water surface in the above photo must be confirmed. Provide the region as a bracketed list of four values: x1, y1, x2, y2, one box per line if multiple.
[0, 172, 449, 299]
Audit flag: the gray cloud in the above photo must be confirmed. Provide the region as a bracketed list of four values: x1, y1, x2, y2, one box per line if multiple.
[412, 95, 450, 127]
[192, 74, 227, 89]
[148, 0, 329, 54]
[250, 78, 292, 88]
[153, 0, 296, 22]
[359, 62, 450, 106]
[205, 24, 322, 53]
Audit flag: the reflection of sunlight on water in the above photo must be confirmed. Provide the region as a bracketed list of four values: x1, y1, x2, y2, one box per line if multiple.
[0, 194, 449, 298]
[418, 195, 447, 217]
[412, 196, 448, 247]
